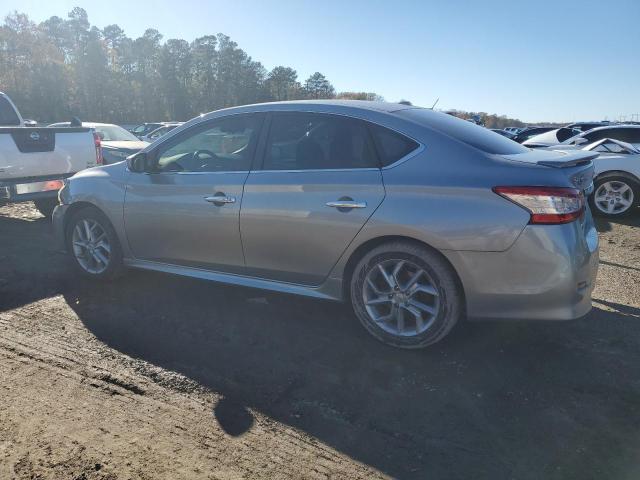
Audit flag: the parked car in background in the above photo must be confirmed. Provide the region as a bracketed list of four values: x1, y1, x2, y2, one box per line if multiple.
[580, 138, 640, 217]
[522, 127, 582, 147]
[140, 122, 183, 143]
[566, 121, 610, 132]
[129, 122, 180, 139]
[491, 129, 516, 139]
[53, 100, 599, 349]
[562, 125, 640, 149]
[0, 92, 100, 216]
[49, 122, 149, 164]
[511, 126, 556, 144]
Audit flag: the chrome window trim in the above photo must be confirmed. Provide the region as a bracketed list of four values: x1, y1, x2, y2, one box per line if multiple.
[380, 143, 426, 170]
[249, 167, 381, 174]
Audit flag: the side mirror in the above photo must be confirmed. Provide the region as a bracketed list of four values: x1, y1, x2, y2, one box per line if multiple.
[573, 137, 589, 146]
[127, 152, 149, 173]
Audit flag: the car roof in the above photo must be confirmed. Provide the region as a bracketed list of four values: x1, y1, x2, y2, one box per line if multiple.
[49, 122, 118, 128]
[198, 100, 415, 120]
[579, 124, 640, 135]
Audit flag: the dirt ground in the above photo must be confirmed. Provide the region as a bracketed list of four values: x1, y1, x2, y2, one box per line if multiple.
[1, 202, 639, 480]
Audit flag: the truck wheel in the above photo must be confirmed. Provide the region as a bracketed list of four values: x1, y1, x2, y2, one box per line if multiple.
[34, 199, 58, 218]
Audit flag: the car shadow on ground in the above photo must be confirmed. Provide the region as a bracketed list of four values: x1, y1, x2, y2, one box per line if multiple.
[60, 271, 640, 479]
[2, 210, 640, 479]
[594, 209, 640, 232]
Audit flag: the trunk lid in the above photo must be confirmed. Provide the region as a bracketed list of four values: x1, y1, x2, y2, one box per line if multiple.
[500, 149, 597, 192]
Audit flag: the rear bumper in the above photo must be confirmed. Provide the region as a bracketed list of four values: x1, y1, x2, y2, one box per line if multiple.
[0, 175, 69, 204]
[445, 210, 599, 321]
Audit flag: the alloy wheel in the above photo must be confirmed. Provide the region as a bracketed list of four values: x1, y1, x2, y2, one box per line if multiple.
[71, 219, 111, 274]
[363, 259, 440, 337]
[594, 181, 634, 215]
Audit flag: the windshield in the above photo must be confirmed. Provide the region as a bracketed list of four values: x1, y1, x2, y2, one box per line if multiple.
[94, 125, 139, 141]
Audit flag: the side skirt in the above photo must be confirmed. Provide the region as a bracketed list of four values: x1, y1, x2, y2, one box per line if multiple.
[124, 258, 343, 301]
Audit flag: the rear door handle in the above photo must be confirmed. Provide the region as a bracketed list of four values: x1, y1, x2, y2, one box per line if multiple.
[204, 194, 236, 205]
[326, 200, 367, 209]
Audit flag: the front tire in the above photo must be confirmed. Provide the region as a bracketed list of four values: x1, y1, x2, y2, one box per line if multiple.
[65, 206, 123, 280]
[590, 174, 639, 218]
[350, 241, 463, 349]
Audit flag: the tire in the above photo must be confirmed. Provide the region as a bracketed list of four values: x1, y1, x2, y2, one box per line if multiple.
[350, 241, 463, 349]
[34, 198, 58, 218]
[590, 174, 639, 218]
[65, 206, 124, 280]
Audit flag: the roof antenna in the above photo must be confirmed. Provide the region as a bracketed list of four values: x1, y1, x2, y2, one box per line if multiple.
[431, 98, 440, 110]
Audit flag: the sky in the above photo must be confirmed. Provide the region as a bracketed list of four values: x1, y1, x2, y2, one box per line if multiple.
[2, 0, 639, 122]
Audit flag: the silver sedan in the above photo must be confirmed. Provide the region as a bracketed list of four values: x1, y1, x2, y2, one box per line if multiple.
[53, 101, 599, 349]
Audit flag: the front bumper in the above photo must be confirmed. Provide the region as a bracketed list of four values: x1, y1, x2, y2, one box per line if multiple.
[445, 209, 599, 321]
[52, 203, 70, 252]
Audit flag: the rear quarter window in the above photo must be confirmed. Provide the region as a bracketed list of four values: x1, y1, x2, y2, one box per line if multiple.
[369, 124, 420, 167]
[398, 108, 528, 155]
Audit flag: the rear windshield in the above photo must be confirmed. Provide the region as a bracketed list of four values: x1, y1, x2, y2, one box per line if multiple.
[398, 108, 528, 155]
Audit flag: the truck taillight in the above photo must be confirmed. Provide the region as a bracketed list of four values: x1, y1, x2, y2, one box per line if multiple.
[493, 186, 584, 224]
[93, 132, 103, 165]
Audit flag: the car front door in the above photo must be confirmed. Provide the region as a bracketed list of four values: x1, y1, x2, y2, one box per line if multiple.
[123, 113, 264, 273]
[240, 112, 386, 285]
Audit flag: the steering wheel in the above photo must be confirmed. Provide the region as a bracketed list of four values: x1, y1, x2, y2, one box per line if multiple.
[193, 149, 217, 160]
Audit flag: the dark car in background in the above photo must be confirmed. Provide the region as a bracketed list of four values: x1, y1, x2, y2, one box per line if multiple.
[512, 126, 556, 143]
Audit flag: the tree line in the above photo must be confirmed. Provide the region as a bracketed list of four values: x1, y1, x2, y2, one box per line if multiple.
[0, 7, 528, 128]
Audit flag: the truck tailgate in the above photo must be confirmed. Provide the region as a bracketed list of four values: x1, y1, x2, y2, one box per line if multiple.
[0, 127, 96, 182]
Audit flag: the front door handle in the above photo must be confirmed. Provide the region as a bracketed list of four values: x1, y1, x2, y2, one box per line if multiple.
[204, 194, 236, 205]
[326, 200, 367, 209]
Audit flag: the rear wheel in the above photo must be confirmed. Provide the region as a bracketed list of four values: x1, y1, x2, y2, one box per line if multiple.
[65, 206, 123, 280]
[350, 242, 463, 349]
[34, 198, 58, 218]
[590, 174, 639, 217]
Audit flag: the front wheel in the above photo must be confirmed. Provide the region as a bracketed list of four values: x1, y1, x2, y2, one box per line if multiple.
[590, 175, 639, 217]
[65, 206, 123, 280]
[350, 242, 463, 349]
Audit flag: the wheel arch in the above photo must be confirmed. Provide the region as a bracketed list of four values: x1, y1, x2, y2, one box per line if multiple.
[341, 235, 466, 308]
[594, 170, 640, 185]
[62, 201, 106, 245]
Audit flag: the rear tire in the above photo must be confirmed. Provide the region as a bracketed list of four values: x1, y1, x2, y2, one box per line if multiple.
[34, 198, 58, 218]
[350, 241, 463, 349]
[590, 174, 639, 218]
[65, 206, 123, 280]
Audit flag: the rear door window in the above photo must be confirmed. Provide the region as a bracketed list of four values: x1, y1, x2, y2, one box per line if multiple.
[263, 113, 378, 170]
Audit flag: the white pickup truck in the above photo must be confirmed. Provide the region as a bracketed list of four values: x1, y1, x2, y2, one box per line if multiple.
[0, 92, 101, 216]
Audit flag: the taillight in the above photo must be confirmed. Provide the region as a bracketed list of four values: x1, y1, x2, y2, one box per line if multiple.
[493, 186, 584, 224]
[93, 132, 103, 165]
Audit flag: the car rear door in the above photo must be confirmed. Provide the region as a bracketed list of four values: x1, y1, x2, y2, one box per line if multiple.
[123, 113, 264, 272]
[240, 112, 385, 285]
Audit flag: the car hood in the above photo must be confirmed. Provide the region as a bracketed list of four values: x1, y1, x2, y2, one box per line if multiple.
[71, 160, 128, 180]
[102, 140, 149, 151]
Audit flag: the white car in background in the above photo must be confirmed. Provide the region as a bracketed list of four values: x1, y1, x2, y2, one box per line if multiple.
[525, 125, 640, 149]
[581, 138, 640, 217]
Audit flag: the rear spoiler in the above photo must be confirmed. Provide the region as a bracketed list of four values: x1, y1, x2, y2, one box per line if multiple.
[537, 151, 599, 168]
